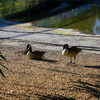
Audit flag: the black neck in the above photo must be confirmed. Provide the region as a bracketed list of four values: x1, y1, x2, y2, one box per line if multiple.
[29, 45, 32, 52]
[63, 44, 68, 49]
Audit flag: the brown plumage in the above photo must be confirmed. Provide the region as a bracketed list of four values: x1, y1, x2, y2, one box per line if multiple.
[27, 44, 46, 59]
[62, 44, 82, 63]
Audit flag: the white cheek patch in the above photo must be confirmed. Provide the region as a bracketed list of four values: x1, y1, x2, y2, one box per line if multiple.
[62, 49, 68, 56]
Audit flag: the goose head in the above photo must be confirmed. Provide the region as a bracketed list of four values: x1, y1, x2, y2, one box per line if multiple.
[22, 44, 31, 54]
[27, 44, 30, 49]
[63, 44, 69, 50]
[27, 44, 32, 52]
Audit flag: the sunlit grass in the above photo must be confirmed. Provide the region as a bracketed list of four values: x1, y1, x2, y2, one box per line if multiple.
[0, 1, 36, 17]
[54, 68, 59, 71]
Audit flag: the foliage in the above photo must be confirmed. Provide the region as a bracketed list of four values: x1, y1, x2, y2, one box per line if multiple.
[0, 1, 30, 17]
[54, 68, 59, 71]
[0, 53, 8, 78]
[0, 0, 40, 18]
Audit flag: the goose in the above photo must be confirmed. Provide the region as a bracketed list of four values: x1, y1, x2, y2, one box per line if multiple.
[27, 44, 46, 59]
[62, 44, 82, 63]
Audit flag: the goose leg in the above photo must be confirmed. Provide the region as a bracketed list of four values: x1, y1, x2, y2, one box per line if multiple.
[70, 57, 72, 63]
[73, 57, 76, 64]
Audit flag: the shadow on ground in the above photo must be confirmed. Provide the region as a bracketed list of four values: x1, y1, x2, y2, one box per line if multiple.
[30, 58, 58, 63]
[85, 66, 100, 69]
[72, 80, 100, 99]
[36, 94, 75, 100]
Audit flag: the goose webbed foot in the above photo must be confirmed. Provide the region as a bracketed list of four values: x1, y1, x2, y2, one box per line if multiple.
[68, 57, 76, 64]
[73, 57, 76, 64]
[69, 57, 72, 63]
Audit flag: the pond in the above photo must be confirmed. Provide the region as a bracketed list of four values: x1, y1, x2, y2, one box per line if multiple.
[32, 1, 100, 35]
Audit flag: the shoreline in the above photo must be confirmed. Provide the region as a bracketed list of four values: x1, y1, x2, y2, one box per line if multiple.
[0, 19, 100, 54]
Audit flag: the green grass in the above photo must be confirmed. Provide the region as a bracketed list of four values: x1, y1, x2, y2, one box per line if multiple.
[54, 68, 59, 71]
[0, 2, 27, 10]
[0, 0, 39, 18]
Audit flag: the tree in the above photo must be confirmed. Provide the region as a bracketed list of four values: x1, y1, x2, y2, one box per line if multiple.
[0, 0, 7, 3]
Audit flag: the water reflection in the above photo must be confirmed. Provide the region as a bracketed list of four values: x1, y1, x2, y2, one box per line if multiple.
[93, 17, 100, 34]
[32, 2, 100, 34]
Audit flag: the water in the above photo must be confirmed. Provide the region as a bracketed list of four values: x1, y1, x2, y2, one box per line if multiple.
[32, 2, 100, 35]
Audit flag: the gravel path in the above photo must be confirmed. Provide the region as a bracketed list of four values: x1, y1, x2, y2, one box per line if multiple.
[0, 44, 100, 100]
[0, 19, 100, 100]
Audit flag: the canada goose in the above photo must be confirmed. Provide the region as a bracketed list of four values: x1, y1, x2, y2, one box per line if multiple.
[62, 44, 82, 63]
[27, 44, 46, 59]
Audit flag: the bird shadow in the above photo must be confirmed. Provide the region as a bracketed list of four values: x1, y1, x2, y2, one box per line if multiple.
[30, 58, 58, 63]
[35, 94, 75, 100]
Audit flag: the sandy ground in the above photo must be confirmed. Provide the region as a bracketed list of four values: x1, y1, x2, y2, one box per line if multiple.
[0, 44, 100, 100]
[0, 19, 100, 100]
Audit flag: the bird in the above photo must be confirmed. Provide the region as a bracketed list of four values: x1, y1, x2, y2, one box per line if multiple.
[27, 44, 46, 59]
[62, 44, 82, 63]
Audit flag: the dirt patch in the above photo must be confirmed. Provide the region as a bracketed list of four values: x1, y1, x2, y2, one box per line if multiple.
[0, 44, 100, 100]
